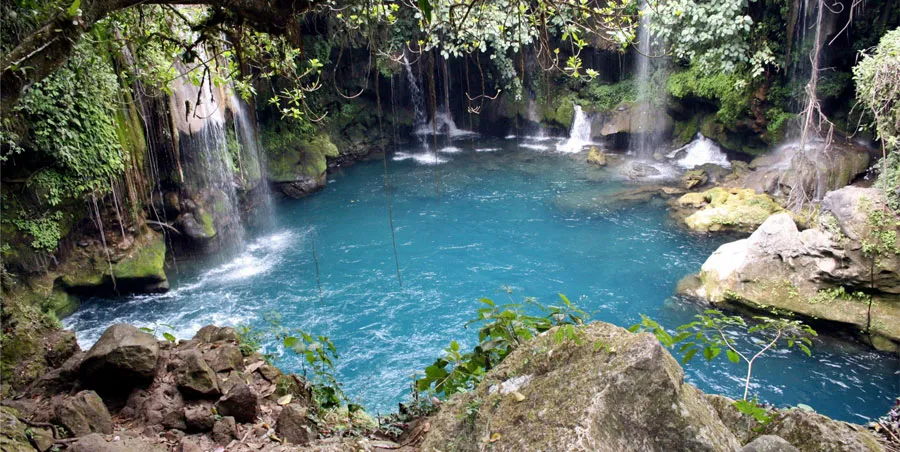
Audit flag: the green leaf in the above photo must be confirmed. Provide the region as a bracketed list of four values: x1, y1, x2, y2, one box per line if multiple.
[682, 347, 698, 363]
[726, 349, 740, 363]
[67, 0, 81, 17]
[162, 332, 177, 343]
[417, 0, 433, 23]
[283, 336, 299, 348]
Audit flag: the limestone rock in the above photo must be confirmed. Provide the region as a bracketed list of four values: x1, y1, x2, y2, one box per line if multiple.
[175, 350, 220, 398]
[216, 382, 258, 423]
[741, 435, 799, 452]
[52, 390, 113, 436]
[689, 197, 900, 346]
[587, 147, 607, 166]
[683, 169, 709, 189]
[80, 324, 159, 391]
[60, 229, 168, 295]
[624, 161, 663, 180]
[764, 410, 882, 452]
[422, 322, 742, 451]
[69, 433, 168, 452]
[276, 403, 317, 445]
[677, 187, 783, 233]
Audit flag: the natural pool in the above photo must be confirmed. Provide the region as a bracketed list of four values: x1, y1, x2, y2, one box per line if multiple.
[65, 137, 899, 422]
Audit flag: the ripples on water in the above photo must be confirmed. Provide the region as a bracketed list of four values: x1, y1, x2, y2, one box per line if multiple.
[65, 138, 899, 421]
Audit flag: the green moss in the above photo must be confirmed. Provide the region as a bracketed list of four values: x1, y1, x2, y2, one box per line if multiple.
[683, 188, 783, 233]
[263, 123, 338, 182]
[112, 233, 166, 280]
[673, 114, 702, 147]
[197, 209, 216, 237]
[668, 66, 751, 127]
[582, 79, 636, 112]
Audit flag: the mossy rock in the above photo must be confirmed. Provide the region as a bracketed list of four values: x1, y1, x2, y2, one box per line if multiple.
[673, 113, 703, 147]
[700, 116, 766, 156]
[60, 228, 168, 295]
[267, 133, 338, 182]
[680, 187, 783, 233]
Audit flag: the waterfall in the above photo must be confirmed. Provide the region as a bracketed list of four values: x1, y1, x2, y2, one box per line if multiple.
[230, 94, 272, 218]
[669, 134, 731, 169]
[558, 105, 592, 153]
[630, 0, 666, 157]
[527, 99, 547, 138]
[401, 54, 427, 130]
[170, 62, 244, 251]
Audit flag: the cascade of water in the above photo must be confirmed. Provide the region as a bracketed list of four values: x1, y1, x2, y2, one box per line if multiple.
[170, 62, 244, 251]
[669, 134, 732, 169]
[527, 99, 547, 138]
[401, 54, 427, 130]
[230, 94, 273, 219]
[630, 0, 666, 157]
[558, 105, 592, 153]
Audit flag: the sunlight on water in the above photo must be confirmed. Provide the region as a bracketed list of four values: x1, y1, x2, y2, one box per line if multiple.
[66, 139, 898, 421]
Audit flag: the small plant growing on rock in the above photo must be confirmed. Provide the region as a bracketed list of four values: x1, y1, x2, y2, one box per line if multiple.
[417, 293, 587, 398]
[631, 310, 817, 401]
[139, 322, 177, 343]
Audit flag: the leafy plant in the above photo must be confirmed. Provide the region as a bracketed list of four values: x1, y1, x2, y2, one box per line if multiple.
[631, 310, 816, 400]
[733, 397, 774, 426]
[139, 322, 177, 343]
[416, 293, 586, 398]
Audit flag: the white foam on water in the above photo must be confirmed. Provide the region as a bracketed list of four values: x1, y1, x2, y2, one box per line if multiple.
[393, 151, 448, 165]
[673, 134, 731, 169]
[505, 134, 517, 140]
[439, 146, 463, 154]
[476, 147, 500, 152]
[413, 112, 478, 139]
[520, 143, 551, 151]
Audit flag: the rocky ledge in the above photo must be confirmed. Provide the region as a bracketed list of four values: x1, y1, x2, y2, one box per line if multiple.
[680, 186, 900, 351]
[2, 321, 890, 451]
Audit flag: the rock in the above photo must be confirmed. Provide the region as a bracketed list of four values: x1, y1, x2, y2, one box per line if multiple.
[124, 378, 184, 427]
[60, 229, 168, 295]
[69, 433, 168, 452]
[683, 169, 709, 189]
[764, 409, 882, 452]
[202, 344, 242, 373]
[422, 322, 742, 451]
[688, 200, 900, 346]
[177, 211, 216, 242]
[80, 324, 159, 392]
[0, 406, 34, 452]
[707, 395, 767, 444]
[677, 187, 783, 233]
[179, 437, 203, 452]
[625, 161, 663, 180]
[267, 133, 338, 198]
[595, 102, 673, 138]
[587, 147, 607, 166]
[192, 325, 238, 343]
[741, 435, 799, 452]
[276, 403, 317, 445]
[212, 416, 237, 445]
[175, 349, 220, 398]
[52, 390, 113, 436]
[184, 402, 216, 432]
[216, 382, 259, 423]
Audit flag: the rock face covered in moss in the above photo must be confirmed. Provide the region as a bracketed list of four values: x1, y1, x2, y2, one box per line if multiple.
[422, 322, 884, 451]
[674, 187, 783, 233]
[59, 228, 168, 295]
[423, 322, 742, 451]
[265, 132, 339, 198]
[685, 187, 900, 350]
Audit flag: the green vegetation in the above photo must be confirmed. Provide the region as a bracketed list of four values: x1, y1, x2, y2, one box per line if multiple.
[667, 65, 751, 126]
[416, 293, 586, 398]
[583, 79, 637, 111]
[631, 310, 816, 401]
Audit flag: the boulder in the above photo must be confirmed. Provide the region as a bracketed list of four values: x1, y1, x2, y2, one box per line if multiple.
[0, 406, 34, 452]
[184, 402, 216, 432]
[80, 324, 159, 391]
[52, 390, 113, 436]
[624, 161, 663, 180]
[688, 197, 900, 348]
[595, 102, 673, 138]
[69, 433, 168, 452]
[741, 435, 799, 452]
[763, 410, 882, 452]
[677, 187, 783, 233]
[683, 169, 709, 189]
[211, 416, 237, 445]
[422, 322, 742, 451]
[192, 325, 239, 343]
[202, 344, 242, 373]
[60, 229, 168, 295]
[276, 403, 317, 445]
[175, 350, 220, 398]
[266, 133, 338, 198]
[587, 147, 607, 166]
[123, 377, 184, 427]
[216, 382, 259, 423]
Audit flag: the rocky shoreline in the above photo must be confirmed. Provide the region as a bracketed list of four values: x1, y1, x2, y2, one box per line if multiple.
[0, 321, 892, 451]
